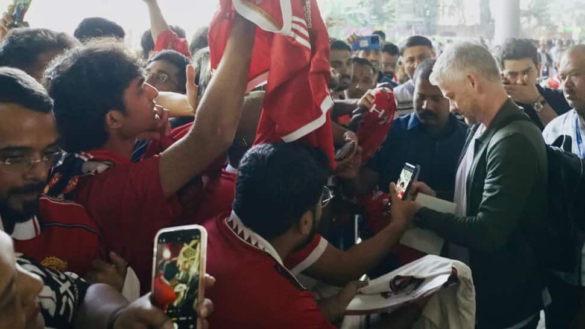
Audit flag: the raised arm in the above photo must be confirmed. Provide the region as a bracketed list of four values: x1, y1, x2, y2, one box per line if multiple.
[142, 0, 170, 44]
[159, 15, 255, 198]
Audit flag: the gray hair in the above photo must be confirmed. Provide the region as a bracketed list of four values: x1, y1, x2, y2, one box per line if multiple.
[430, 41, 500, 86]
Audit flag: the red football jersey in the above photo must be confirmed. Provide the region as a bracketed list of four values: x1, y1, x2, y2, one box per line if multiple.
[358, 88, 396, 161]
[191, 167, 237, 226]
[284, 233, 328, 275]
[205, 213, 336, 328]
[209, 0, 335, 166]
[56, 149, 183, 294]
[154, 29, 191, 58]
[13, 196, 105, 276]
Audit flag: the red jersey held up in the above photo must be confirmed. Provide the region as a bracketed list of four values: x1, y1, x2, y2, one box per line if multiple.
[205, 212, 336, 329]
[358, 88, 396, 161]
[12, 195, 105, 276]
[209, 0, 336, 166]
[154, 29, 191, 58]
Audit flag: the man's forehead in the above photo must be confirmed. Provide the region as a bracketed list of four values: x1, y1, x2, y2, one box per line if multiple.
[0, 104, 57, 147]
[503, 58, 536, 72]
[404, 46, 433, 58]
[330, 49, 351, 58]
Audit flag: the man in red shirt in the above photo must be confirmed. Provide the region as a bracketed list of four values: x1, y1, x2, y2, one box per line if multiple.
[44, 15, 255, 293]
[0, 67, 113, 282]
[205, 143, 421, 328]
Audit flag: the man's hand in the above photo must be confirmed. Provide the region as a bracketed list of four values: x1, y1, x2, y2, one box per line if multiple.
[358, 89, 376, 109]
[503, 75, 542, 104]
[408, 182, 436, 200]
[136, 105, 171, 141]
[389, 183, 419, 231]
[114, 294, 173, 329]
[0, 8, 13, 42]
[318, 281, 367, 323]
[197, 274, 216, 329]
[346, 33, 360, 46]
[86, 252, 128, 292]
[186, 64, 199, 113]
[335, 143, 362, 180]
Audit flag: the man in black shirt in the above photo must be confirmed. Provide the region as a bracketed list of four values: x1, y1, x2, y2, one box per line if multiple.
[496, 38, 571, 130]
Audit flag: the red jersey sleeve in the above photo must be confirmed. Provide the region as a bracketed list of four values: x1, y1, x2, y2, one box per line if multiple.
[154, 29, 191, 58]
[284, 234, 328, 275]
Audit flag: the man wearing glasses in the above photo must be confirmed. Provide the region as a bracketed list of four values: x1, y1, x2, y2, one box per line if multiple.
[0, 67, 109, 283]
[204, 143, 419, 329]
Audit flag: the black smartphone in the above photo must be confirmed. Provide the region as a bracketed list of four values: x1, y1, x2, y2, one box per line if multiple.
[152, 225, 207, 329]
[387, 163, 421, 212]
[9, 0, 32, 28]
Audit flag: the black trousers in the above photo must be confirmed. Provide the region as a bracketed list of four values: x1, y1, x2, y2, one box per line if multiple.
[545, 273, 585, 329]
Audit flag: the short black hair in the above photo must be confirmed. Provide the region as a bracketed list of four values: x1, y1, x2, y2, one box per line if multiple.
[400, 36, 434, 56]
[74, 17, 126, 43]
[141, 25, 187, 59]
[352, 57, 376, 75]
[147, 49, 191, 92]
[373, 30, 386, 41]
[44, 40, 143, 153]
[189, 26, 209, 57]
[233, 143, 329, 240]
[382, 42, 399, 56]
[0, 67, 53, 113]
[330, 39, 352, 53]
[412, 58, 436, 84]
[495, 38, 540, 69]
[0, 28, 79, 75]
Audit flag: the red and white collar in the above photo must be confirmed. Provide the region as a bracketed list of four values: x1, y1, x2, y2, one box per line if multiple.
[226, 211, 283, 265]
[0, 215, 41, 240]
[225, 165, 238, 174]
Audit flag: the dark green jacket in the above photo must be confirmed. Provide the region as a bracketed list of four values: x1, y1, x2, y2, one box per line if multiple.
[416, 99, 548, 328]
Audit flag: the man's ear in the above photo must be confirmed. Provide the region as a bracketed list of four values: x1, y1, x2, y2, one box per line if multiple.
[297, 211, 314, 236]
[466, 73, 477, 89]
[537, 63, 543, 78]
[105, 110, 125, 131]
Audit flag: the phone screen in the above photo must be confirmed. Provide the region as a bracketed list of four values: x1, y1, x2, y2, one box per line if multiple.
[153, 227, 206, 329]
[11, 0, 32, 25]
[396, 164, 416, 200]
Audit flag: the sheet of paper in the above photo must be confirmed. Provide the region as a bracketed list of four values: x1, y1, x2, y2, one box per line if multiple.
[400, 228, 445, 255]
[415, 193, 457, 214]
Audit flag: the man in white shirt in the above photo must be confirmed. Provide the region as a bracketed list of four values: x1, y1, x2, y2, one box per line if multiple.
[393, 36, 435, 118]
[542, 44, 585, 329]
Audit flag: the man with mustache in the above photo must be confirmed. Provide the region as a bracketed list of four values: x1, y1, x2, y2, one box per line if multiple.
[329, 39, 353, 100]
[0, 67, 112, 285]
[542, 44, 585, 329]
[342, 59, 467, 202]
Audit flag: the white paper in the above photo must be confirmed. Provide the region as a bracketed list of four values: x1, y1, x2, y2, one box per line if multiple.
[400, 228, 445, 255]
[415, 193, 457, 214]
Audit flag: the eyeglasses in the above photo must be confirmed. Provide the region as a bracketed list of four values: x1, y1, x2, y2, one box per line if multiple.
[321, 186, 334, 208]
[0, 151, 65, 173]
[145, 71, 178, 86]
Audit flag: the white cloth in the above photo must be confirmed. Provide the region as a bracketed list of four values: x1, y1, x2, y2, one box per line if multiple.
[343, 255, 475, 329]
[449, 125, 485, 265]
[543, 109, 585, 286]
[394, 80, 415, 118]
[122, 267, 141, 302]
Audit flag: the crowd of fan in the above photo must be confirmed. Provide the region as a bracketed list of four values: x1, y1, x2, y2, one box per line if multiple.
[0, 0, 584, 329]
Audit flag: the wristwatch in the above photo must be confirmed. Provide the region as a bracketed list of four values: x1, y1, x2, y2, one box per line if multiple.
[533, 98, 548, 113]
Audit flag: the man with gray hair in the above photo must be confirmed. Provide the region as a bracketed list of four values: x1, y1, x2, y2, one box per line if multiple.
[388, 42, 548, 329]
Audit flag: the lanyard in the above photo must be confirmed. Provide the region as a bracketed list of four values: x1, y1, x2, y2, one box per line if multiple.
[576, 115, 584, 159]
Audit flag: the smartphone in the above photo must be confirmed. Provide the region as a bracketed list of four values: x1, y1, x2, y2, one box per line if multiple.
[9, 0, 32, 28]
[152, 225, 207, 329]
[351, 35, 382, 52]
[387, 163, 420, 212]
[396, 163, 420, 200]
